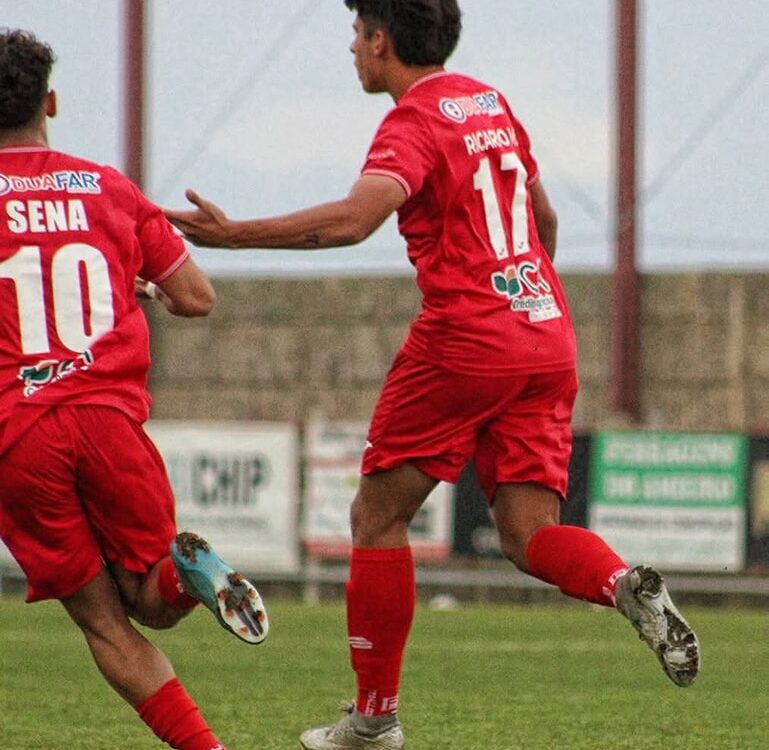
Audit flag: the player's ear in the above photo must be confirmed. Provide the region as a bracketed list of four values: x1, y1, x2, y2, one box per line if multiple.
[45, 90, 57, 119]
[373, 28, 389, 57]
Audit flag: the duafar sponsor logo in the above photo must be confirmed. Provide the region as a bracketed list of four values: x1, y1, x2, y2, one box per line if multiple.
[0, 170, 102, 196]
[439, 90, 505, 123]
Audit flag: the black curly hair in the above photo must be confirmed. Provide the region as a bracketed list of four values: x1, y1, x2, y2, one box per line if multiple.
[0, 28, 55, 129]
[344, 0, 462, 66]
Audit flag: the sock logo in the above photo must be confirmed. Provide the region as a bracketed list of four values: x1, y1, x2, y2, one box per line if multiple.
[381, 696, 399, 713]
[604, 566, 631, 606]
[608, 567, 630, 587]
[348, 636, 373, 650]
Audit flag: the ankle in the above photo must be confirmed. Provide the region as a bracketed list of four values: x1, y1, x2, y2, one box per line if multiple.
[352, 710, 398, 736]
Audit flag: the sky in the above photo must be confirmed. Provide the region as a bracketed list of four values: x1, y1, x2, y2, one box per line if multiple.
[2, 0, 768, 277]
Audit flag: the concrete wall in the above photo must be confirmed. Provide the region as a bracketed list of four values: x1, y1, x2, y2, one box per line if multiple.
[145, 272, 769, 432]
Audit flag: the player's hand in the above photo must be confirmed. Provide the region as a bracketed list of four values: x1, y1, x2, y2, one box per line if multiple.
[134, 276, 176, 312]
[164, 190, 234, 248]
[134, 277, 157, 299]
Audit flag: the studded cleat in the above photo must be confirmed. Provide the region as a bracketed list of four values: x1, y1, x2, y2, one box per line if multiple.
[615, 564, 700, 687]
[171, 532, 269, 645]
[299, 702, 405, 750]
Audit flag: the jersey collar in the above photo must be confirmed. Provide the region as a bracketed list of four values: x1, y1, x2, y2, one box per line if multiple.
[0, 145, 51, 153]
[404, 69, 453, 97]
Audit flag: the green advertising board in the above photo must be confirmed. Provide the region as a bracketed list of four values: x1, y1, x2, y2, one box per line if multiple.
[589, 431, 748, 571]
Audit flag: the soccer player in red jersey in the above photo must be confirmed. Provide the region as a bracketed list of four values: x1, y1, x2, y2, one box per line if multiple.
[167, 2, 700, 747]
[0, 30, 268, 750]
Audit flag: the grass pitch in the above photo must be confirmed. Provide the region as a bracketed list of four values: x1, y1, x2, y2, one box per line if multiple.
[0, 595, 767, 749]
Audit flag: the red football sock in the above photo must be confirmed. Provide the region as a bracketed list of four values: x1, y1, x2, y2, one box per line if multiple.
[526, 525, 629, 607]
[157, 556, 199, 610]
[346, 546, 415, 716]
[136, 678, 226, 750]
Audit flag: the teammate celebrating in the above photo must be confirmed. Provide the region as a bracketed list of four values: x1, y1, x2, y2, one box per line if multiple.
[0, 29, 267, 750]
[166, 2, 700, 748]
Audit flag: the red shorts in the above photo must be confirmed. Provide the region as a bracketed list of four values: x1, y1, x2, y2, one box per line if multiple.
[362, 352, 578, 502]
[0, 405, 177, 602]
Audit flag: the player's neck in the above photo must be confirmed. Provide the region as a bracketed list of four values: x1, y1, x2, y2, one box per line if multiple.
[0, 122, 49, 150]
[389, 64, 444, 102]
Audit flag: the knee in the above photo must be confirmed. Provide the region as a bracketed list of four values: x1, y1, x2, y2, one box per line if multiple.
[498, 528, 531, 571]
[493, 485, 561, 572]
[110, 562, 187, 630]
[498, 520, 557, 573]
[349, 494, 411, 547]
[349, 495, 381, 546]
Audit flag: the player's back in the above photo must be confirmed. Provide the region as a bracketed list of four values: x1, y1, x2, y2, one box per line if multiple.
[0, 146, 185, 450]
[363, 72, 577, 376]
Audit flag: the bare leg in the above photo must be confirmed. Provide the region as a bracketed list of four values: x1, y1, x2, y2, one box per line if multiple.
[109, 558, 192, 630]
[61, 567, 175, 706]
[493, 481, 628, 604]
[350, 463, 437, 547]
[492, 481, 561, 571]
[63, 566, 230, 747]
[112, 535, 269, 646]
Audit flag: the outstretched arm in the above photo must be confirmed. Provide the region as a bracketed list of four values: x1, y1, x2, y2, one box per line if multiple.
[164, 174, 407, 250]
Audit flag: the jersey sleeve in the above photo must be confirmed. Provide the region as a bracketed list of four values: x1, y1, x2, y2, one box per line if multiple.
[127, 181, 189, 282]
[361, 104, 436, 198]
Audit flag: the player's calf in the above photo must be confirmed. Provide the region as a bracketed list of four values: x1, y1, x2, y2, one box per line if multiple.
[109, 560, 193, 630]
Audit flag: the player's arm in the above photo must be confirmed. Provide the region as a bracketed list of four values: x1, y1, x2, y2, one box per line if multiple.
[136, 257, 216, 317]
[164, 174, 407, 250]
[530, 178, 558, 261]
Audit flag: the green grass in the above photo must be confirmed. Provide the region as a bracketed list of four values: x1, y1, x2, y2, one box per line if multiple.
[1, 596, 767, 749]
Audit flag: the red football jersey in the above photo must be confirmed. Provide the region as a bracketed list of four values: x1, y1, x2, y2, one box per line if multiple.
[0, 146, 188, 452]
[362, 72, 577, 376]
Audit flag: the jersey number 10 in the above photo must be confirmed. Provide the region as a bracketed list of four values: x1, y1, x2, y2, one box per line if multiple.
[0, 244, 115, 354]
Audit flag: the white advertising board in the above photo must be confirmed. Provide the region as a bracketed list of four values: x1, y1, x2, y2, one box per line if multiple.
[303, 419, 454, 561]
[146, 420, 301, 574]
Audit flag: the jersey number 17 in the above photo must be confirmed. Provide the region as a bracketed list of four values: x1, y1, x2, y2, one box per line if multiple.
[474, 151, 531, 261]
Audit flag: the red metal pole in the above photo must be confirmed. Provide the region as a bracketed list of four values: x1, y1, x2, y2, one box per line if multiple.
[611, 0, 641, 421]
[124, 0, 145, 189]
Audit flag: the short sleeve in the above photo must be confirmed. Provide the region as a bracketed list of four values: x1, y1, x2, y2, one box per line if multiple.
[361, 104, 436, 198]
[130, 185, 189, 282]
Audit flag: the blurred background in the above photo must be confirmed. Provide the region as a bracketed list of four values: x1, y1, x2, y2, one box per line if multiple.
[4, 0, 769, 274]
[1, 0, 768, 598]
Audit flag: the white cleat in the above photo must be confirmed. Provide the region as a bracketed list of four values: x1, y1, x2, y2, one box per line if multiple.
[299, 702, 405, 750]
[615, 565, 700, 687]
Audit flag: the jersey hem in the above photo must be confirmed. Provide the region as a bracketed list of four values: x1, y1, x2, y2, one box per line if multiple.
[361, 168, 412, 199]
[152, 250, 190, 283]
[400, 344, 576, 377]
